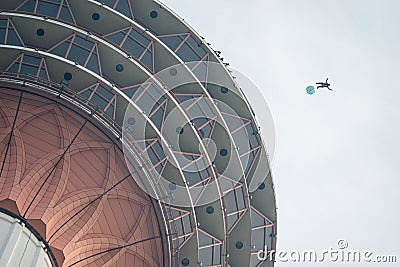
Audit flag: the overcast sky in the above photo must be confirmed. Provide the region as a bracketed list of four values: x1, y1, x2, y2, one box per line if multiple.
[161, 0, 400, 266]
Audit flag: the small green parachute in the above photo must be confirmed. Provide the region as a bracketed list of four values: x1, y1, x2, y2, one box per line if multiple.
[306, 85, 315, 95]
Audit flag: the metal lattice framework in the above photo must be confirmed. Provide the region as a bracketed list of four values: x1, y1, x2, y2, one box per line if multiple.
[0, 1, 277, 266]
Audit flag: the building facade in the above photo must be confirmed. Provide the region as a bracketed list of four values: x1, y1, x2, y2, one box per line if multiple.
[0, 0, 276, 266]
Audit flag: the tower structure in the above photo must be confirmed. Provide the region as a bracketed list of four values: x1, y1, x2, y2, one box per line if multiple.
[0, 1, 277, 266]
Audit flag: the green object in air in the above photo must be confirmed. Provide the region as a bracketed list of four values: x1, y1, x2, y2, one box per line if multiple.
[306, 85, 315, 95]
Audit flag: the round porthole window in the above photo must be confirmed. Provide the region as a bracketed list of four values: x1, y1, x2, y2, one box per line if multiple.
[170, 68, 177, 76]
[150, 10, 158, 18]
[235, 241, 244, 249]
[92, 12, 100, 21]
[116, 64, 124, 72]
[258, 182, 266, 190]
[36, 28, 45, 36]
[220, 148, 228, 157]
[206, 206, 214, 214]
[169, 182, 177, 191]
[221, 86, 228, 94]
[127, 117, 136, 125]
[64, 72, 72, 81]
[181, 258, 190, 266]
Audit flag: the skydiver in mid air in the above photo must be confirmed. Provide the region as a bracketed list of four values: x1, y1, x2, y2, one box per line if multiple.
[316, 78, 332, 90]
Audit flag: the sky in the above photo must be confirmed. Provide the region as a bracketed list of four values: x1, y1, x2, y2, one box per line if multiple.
[161, 1, 400, 266]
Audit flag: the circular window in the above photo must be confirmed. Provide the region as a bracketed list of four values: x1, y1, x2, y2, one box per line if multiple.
[170, 68, 177, 76]
[221, 86, 229, 94]
[92, 12, 100, 21]
[169, 182, 177, 191]
[176, 127, 184, 134]
[206, 206, 214, 214]
[64, 72, 72, 81]
[36, 28, 45, 36]
[258, 182, 266, 190]
[116, 64, 124, 72]
[235, 241, 244, 249]
[181, 258, 190, 266]
[150, 10, 158, 18]
[220, 148, 228, 157]
[127, 117, 136, 125]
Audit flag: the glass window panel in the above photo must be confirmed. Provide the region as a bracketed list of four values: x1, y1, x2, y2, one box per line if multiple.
[121, 86, 139, 98]
[18, 0, 35, 12]
[105, 105, 114, 118]
[176, 43, 201, 62]
[147, 147, 160, 166]
[6, 29, 22, 46]
[214, 245, 221, 264]
[152, 141, 166, 160]
[199, 99, 217, 118]
[74, 36, 94, 50]
[39, 68, 48, 80]
[50, 41, 69, 57]
[150, 107, 164, 130]
[102, 0, 116, 8]
[187, 36, 207, 58]
[0, 19, 7, 27]
[235, 187, 246, 210]
[172, 238, 179, 250]
[224, 115, 243, 132]
[23, 55, 42, 65]
[199, 247, 213, 266]
[0, 29, 6, 44]
[198, 232, 213, 247]
[192, 61, 208, 82]
[20, 64, 39, 75]
[91, 93, 108, 110]
[59, 6, 74, 23]
[182, 214, 192, 234]
[7, 63, 19, 74]
[123, 36, 145, 58]
[244, 150, 255, 175]
[177, 236, 185, 246]
[227, 213, 238, 230]
[68, 44, 90, 65]
[224, 191, 238, 213]
[86, 54, 100, 74]
[135, 91, 157, 113]
[105, 32, 126, 46]
[155, 163, 163, 174]
[96, 85, 114, 101]
[246, 123, 259, 148]
[200, 124, 212, 139]
[115, 0, 132, 19]
[251, 209, 266, 227]
[80, 89, 93, 100]
[266, 226, 273, 247]
[251, 228, 267, 251]
[130, 29, 150, 47]
[192, 118, 207, 129]
[169, 209, 180, 218]
[175, 219, 184, 236]
[36, 2, 59, 17]
[175, 94, 194, 103]
[183, 171, 201, 186]
[141, 50, 153, 71]
[160, 36, 183, 51]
